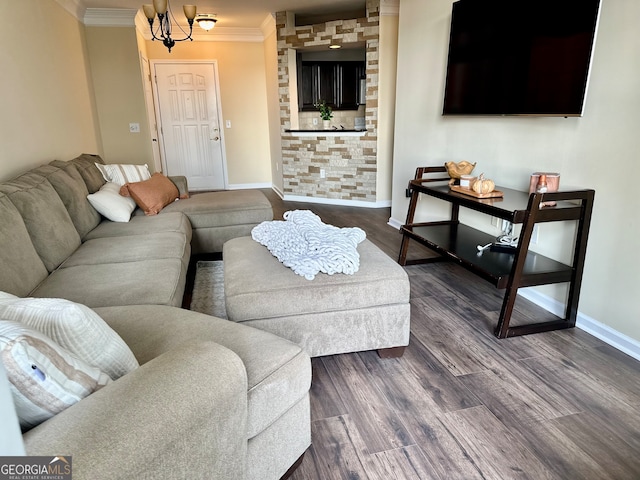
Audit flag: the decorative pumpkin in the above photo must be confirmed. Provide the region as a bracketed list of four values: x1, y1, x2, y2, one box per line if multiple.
[445, 161, 476, 185]
[471, 173, 495, 194]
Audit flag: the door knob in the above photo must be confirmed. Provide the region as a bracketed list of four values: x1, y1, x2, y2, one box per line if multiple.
[213, 136, 220, 141]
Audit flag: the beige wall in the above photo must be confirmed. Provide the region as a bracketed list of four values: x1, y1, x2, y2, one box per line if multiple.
[145, 40, 272, 187]
[377, 13, 399, 203]
[264, 26, 284, 195]
[392, 0, 640, 342]
[0, 0, 101, 182]
[85, 27, 154, 168]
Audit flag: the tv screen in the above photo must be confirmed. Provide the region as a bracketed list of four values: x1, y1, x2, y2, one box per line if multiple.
[442, 0, 601, 116]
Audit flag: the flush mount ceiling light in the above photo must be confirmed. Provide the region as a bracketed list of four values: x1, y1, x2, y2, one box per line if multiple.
[196, 14, 217, 31]
[328, 44, 342, 49]
[142, 0, 197, 52]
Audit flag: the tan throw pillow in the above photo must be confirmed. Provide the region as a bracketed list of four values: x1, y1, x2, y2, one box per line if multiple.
[95, 163, 151, 186]
[120, 173, 179, 216]
[0, 297, 139, 380]
[0, 321, 111, 431]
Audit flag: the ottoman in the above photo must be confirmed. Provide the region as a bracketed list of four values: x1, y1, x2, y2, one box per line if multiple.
[223, 236, 411, 357]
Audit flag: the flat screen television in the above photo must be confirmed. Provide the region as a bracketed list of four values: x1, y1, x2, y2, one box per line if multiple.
[442, 0, 601, 116]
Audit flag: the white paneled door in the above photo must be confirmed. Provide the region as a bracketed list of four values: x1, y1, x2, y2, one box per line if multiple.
[152, 61, 227, 191]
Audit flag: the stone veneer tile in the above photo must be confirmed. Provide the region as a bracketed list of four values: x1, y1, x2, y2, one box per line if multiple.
[277, 0, 380, 203]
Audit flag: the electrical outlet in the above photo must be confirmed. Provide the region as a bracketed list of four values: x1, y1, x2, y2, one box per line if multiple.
[129, 123, 140, 133]
[320, 169, 326, 178]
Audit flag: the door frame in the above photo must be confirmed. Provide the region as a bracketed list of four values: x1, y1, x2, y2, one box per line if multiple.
[139, 53, 162, 173]
[150, 59, 228, 189]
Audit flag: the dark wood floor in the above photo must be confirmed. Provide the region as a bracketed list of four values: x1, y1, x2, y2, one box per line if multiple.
[250, 191, 640, 479]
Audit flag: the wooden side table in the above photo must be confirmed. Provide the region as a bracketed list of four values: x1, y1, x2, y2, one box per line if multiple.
[398, 166, 595, 338]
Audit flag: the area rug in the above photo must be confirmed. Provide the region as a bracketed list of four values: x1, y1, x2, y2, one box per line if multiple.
[190, 261, 227, 319]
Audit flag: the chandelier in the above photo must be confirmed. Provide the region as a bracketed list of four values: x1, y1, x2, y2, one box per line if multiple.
[142, 0, 197, 52]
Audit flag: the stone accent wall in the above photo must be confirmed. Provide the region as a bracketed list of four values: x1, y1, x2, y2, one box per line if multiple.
[276, 0, 380, 202]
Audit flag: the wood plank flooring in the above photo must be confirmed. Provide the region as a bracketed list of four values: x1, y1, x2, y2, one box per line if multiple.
[247, 191, 640, 479]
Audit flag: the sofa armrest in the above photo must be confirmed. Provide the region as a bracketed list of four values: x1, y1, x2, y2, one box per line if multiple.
[23, 342, 248, 480]
[168, 175, 189, 198]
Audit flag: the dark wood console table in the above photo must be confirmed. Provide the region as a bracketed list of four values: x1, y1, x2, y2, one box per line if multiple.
[398, 166, 595, 338]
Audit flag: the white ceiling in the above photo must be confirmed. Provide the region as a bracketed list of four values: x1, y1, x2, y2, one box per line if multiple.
[79, 0, 367, 29]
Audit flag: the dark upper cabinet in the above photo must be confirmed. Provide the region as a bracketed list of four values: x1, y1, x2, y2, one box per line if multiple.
[297, 60, 365, 111]
[337, 62, 364, 110]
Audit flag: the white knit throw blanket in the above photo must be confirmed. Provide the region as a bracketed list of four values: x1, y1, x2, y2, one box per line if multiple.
[251, 210, 366, 280]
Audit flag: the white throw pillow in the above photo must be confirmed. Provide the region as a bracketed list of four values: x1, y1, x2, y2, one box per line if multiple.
[95, 163, 151, 186]
[0, 321, 111, 430]
[87, 182, 136, 222]
[0, 292, 18, 300]
[0, 297, 139, 380]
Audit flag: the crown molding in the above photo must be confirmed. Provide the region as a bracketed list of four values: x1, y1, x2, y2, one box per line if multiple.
[53, 0, 86, 20]
[260, 13, 276, 38]
[84, 8, 138, 26]
[192, 27, 265, 42]
[380, 0, 400, 16]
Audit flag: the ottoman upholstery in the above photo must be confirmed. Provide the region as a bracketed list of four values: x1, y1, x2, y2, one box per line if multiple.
[224, 236, 411, 357]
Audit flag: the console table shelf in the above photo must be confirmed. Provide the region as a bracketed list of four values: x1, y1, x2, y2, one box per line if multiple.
[398, 166, 595, 338]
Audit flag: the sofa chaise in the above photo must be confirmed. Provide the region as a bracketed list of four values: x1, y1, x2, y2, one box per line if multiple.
[0, 154, 311, 480]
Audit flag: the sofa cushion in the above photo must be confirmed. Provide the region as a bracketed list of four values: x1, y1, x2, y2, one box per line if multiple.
[0, 194, 48, 297]
[30, 259, 187, 308]
[167, 175, 189, 199]
[32, 164, 101, 239]
[159, 190, 273, 254]
[161, 190, 273, 229]
[84, 211, 192, 243]
[94, 305, 311, 440]
[121, 173, 179, 216]
[53, 154, 106, 194]
[0, 173, 80, 273]
[87, 182, 136, 222]
[0, 297, 138, 380]
[65, 232, 190, 270]
[0, 321, 111, 431]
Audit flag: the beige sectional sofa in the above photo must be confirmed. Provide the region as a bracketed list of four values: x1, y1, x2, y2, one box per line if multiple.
[0, 154, 311, 480]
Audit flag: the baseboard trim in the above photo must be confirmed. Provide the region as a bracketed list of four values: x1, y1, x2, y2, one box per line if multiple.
[517, 288, 640, 362]
[388, 217, 403, 229]
[227, 182, 272, 190]
[271, 185, 285, 199]
[283, 195, 391, 208]
[387, 215, 640, 361]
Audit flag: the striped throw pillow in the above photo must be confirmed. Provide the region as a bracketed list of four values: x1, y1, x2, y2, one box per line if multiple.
[0, 297, 139, 380]
[95, 163, 151, 186]
[0, 321, 111, 430]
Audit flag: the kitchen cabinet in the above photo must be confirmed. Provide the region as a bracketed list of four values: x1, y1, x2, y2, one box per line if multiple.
[297, 60, 365, 111]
